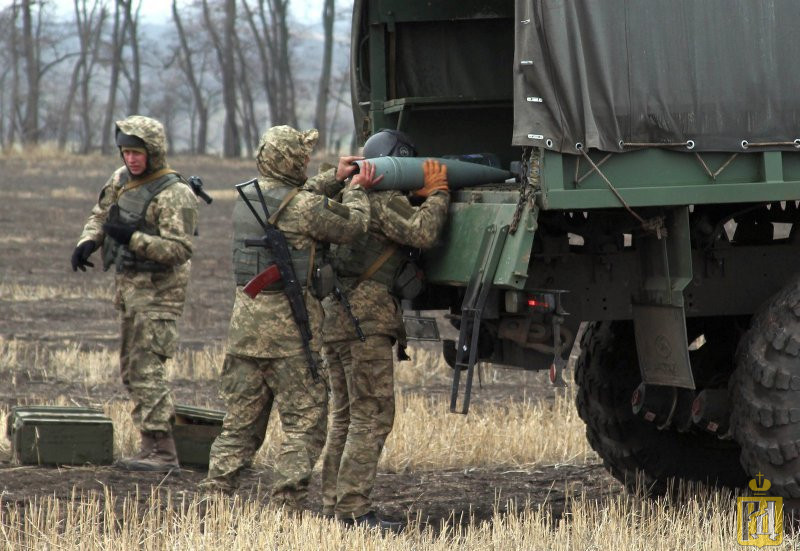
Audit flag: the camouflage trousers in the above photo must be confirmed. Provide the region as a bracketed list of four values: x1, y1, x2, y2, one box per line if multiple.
[203, 353, 327, 510]
[320, 335, 395, 518]
[119, 312, 177, 433]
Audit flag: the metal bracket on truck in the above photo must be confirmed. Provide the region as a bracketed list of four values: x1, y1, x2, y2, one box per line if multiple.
[450, 224, 509, 414]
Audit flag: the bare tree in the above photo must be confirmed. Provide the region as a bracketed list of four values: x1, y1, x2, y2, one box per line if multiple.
[0, 0, 353, 153]
[314, 0, 334, 150]
[202, 0, 240, 157]
[233, 31, 259, 153]
[123, 0, 142, 114]
[241, 0, 277, 125]
[101, 0, 129, 153]
[21, 0, 40, 145]
[59, 0, 108, 151]
[1, 2, 22, 148]
[272, 0, 297, 127]
[16, 0, 74, 146]
[242, 0, 297, 127]
[171, 0, 208, 154]
[77, 3, 107, 152]
[327, 69, 351, 153]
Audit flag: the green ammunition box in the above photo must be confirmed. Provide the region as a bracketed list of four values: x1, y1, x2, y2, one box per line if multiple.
[6, 406, 114, 466]
[173, 404, 225, 468]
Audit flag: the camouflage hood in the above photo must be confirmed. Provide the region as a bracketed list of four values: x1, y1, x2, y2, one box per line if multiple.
[116, 115, 168, 174]
[256, 125, 319, 186]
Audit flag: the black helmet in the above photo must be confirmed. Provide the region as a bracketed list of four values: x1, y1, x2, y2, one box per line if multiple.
[362, 129, 416, 158]
[115, 128, 147, 150]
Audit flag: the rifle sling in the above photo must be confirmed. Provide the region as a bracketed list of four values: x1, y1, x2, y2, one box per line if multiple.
[265, 186, 317, 292]
[356, 243, 398, 285]
[268, 187, 301, 226]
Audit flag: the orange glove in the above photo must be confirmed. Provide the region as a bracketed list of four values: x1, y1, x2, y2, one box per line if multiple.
[415, 159, 449, 198]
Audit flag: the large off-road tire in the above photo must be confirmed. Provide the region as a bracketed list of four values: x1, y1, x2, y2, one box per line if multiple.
[731, 274, 800, 497]
[575, 320, 748, 495]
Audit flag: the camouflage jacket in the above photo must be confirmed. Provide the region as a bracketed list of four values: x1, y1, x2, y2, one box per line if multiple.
[322, 189, 449, 342]
[76, 116, 197, 318]
[226, 126, 371, 359]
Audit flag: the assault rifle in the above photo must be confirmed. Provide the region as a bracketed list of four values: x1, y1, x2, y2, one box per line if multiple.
[235, 178, 319, 382]
[187, 176, 213, 204]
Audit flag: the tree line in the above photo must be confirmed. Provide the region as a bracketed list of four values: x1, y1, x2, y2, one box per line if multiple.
[0, 0, 352, 157]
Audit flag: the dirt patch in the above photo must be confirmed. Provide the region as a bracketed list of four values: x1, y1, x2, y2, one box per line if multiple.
[0, 460, 616, 526]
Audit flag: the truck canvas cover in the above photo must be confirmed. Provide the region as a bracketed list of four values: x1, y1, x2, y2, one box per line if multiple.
[513, 0, 800, 153]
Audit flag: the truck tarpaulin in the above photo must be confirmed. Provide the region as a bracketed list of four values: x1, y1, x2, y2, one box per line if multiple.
[513, 0, 800, 153]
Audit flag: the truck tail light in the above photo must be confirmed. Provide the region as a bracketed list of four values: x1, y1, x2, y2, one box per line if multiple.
[527, 293, 555, 312]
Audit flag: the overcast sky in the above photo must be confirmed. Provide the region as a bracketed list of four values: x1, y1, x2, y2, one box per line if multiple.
[5, 0, 327, 25]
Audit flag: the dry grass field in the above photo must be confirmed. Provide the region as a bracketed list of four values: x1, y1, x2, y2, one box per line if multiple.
[1, 152, 795, 549]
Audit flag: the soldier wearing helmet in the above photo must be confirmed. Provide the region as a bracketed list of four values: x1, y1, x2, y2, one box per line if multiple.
[361, 128, 417, 158]
[199, 125, 378, 512]
[71, 115, 198, 472]
[319, 129, 450, 529]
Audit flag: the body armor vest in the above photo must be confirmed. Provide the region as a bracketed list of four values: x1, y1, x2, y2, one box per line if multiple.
[102, 172, 181, 272]
[331, 230, 425, 300]
[232, 185, 319, 290]
[331, 231, 405, 288]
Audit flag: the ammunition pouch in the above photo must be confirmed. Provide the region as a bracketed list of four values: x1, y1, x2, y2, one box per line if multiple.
[392, 260, 425, 300]
[312, 262, 335, 299]
[114, 248, 169, 273]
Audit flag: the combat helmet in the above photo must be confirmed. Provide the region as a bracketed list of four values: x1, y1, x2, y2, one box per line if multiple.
[362, 129, 416, 158]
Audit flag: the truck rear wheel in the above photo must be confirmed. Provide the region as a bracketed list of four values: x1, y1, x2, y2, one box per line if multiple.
[575, 320, 747, 495]
[731, 274, 800, 497]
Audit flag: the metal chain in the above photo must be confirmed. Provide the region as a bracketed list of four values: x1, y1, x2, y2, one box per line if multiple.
[510, 147, 537, 234]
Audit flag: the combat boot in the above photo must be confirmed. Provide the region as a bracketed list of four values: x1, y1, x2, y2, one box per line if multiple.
[115, 430, 180, 472]
[197, 476, 236, 496]
[341, 511, 404, 533]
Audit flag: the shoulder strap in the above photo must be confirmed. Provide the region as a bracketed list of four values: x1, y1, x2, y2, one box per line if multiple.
[268, 187, 302, 225]
[138, 172, 181, 220]
[356, 243, 398, 285]
[121, 168, 178, 194]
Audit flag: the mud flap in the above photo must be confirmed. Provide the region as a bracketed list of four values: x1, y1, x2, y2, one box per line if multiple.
[633, 207, 695, 389]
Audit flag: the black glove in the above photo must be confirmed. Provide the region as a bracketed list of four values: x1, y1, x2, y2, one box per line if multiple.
[397, 343, 411, 362]
[71, 240, 98, 272]
[102, 222, 136, 245]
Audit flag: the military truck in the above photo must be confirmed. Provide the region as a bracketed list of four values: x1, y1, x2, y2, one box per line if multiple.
[350, 0, 800, 497]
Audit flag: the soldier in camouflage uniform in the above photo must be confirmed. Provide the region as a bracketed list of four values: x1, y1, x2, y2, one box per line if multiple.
[320, 129, 450, 527]
[71, 115, 198, 472]
[200, 125, 376, 511]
